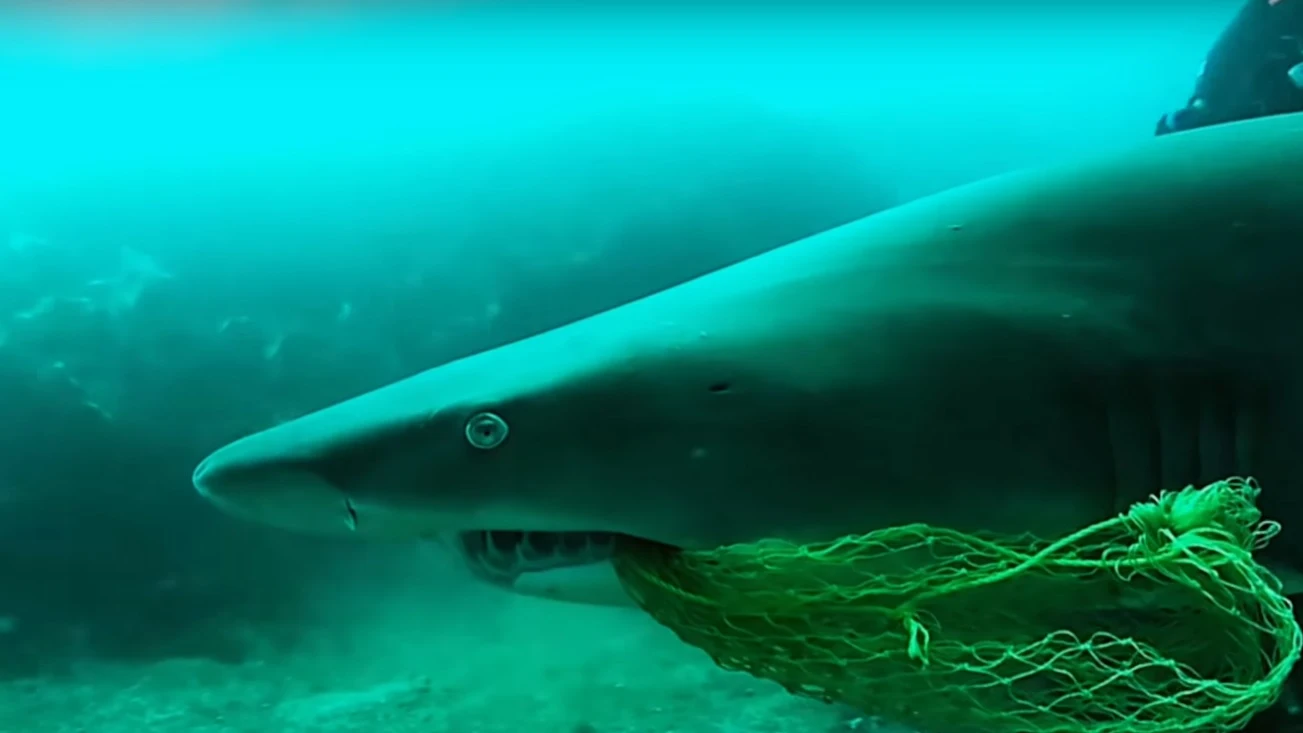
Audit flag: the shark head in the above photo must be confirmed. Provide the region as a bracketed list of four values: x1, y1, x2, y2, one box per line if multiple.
[194, 292, 779, 545]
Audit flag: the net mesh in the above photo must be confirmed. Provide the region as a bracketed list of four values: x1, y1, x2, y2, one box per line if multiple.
[612, 478, 1302, 733]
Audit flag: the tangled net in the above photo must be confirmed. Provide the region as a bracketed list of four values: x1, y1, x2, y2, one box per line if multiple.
[612, 478, 1302, 733]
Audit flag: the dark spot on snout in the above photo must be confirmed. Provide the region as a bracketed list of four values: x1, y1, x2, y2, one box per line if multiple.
[707, 382, 732, 394]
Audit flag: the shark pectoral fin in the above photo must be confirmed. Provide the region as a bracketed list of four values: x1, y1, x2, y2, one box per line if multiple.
[1265, 560, 1303, 598]
[434, 530, 634, 607]
[508, 563, 637, 608]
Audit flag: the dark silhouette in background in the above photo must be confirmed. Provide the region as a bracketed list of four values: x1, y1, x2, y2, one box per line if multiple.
[1156, 0, 1303, 135]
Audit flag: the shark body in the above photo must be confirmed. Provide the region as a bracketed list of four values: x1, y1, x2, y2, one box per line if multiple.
[193, 113, 1303, 607]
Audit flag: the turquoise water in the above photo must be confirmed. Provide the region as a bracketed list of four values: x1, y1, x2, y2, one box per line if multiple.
[0, 2, 1254, 731]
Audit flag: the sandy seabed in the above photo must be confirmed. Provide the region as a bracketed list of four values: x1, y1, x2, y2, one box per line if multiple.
[0, 564, 909, 733]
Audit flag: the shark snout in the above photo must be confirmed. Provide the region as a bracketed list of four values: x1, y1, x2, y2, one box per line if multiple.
[190, 452, 224, 497]
[192, 438, 269, 503]
[192, 437, 357, 536]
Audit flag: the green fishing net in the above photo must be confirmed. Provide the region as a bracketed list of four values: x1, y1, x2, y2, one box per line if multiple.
[612, 478, 1302, 733]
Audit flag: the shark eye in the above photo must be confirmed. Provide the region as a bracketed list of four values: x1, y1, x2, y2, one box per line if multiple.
[465, 412, 509, 449]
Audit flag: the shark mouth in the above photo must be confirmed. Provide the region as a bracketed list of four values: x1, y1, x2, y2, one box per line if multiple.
[453, 530, 620, 586]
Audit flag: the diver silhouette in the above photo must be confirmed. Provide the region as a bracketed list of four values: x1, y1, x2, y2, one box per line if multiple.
[1156, 0, 1303, 135]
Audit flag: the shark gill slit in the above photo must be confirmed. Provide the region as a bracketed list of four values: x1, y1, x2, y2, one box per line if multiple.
[1107, 373, 1254, 510]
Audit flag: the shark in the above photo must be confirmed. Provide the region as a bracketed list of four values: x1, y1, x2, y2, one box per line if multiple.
[192, 112, 1303, 612]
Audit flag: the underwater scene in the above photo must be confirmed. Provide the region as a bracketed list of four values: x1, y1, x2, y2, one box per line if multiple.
[3, 1, 1303, 732]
